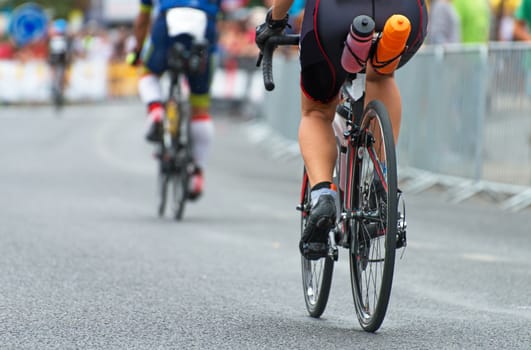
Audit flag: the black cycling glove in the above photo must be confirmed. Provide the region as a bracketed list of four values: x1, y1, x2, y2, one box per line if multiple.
[255, 8, 290, 52]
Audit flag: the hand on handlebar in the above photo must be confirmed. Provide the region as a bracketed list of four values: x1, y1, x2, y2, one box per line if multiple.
[255, 8, 290, 59]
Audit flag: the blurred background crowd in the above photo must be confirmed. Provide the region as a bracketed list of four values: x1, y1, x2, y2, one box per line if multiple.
[0, 0, 531, 60]
[426, 0, 530, 44]
[0, 0, 275, 64]
[0, 0, 531, 101]
[1, 0, 529, 63]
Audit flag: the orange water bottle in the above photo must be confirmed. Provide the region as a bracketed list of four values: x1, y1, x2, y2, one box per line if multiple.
[371, 14, 411, 74]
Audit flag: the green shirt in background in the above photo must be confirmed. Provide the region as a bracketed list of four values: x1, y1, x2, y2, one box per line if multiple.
[515, 0, 531, 25]
[453, 0, 491, 42]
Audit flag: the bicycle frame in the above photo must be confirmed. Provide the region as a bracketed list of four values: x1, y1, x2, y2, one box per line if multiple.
[165, 70, 189, 154]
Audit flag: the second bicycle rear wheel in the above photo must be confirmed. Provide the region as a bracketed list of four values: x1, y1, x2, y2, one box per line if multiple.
[170, 167, 189, 220]
[170, 100, 193, 221]
[300, 170, 334, 318]
[158, 171, 169, 217]
[348, 100, 397, 332]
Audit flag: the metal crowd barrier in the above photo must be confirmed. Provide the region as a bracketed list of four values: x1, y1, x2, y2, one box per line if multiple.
[259, 43, 531, 211]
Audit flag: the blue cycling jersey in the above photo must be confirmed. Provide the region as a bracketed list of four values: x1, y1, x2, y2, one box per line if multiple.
[141, 0, 221, 17]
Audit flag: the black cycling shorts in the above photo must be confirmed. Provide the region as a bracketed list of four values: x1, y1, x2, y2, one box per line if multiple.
[299, 0, 428, 103]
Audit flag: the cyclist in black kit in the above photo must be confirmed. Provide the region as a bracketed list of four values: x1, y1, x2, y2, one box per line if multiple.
[47, 19, 72, 107]
[256, 0, 428, 258]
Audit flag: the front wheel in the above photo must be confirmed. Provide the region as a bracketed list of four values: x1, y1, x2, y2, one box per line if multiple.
[52, 65, 65, 111]
[348, 100, 397, 332]
[300, 170, 334, 318]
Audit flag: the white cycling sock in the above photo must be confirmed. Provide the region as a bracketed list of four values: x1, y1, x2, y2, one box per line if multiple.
[190, 116, 214, 170]
[138, 74, 163, 105]
[311, 188, 337, 207]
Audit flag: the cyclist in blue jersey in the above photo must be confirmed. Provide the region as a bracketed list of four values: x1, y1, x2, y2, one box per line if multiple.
[130, 0, 222, 199]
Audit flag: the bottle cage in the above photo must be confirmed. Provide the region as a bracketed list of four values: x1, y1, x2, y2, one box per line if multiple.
[370, 35, 408, 70]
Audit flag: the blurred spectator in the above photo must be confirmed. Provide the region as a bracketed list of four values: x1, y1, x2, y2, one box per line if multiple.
[110, 26, 136, 62]
[218, 11, 257, 59]
[222, 0, 251, 13]
[491, 0, 522, 40]
[287, 0, 304, 33]
[453, 0, 492, 43]
[426, 0, 461, 44]
[76, 23, 113, 61]
[0, 39, 14, 59]
[513, 0, 531, 40]
[14, 38, 48, 61]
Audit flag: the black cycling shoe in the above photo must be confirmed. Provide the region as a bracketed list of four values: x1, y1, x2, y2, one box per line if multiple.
[145, 120, 163, 143]
[187, 168, 203, 201]
[300, 194, 336, 260]
[300, 242, 329, 261]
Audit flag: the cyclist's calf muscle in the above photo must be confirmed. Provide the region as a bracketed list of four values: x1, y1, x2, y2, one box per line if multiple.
[364, 63, 402, 144]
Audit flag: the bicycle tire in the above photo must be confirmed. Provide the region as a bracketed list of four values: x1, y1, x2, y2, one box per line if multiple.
[171, 167, 188, 220]
[158, 171, 169, 217]
[348, 100, 397, 332]
[300, 169, 334, 318]
[52, 65, 65, 110]
[170, 100, 193, 221]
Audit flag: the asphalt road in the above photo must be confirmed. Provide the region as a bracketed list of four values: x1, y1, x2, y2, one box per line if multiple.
[1, 102, 530, 349]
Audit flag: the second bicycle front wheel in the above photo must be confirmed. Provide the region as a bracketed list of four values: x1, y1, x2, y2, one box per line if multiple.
[300, 169, 334, 318]
[348, 100, 398, 332]
[52, 65, 65, 111]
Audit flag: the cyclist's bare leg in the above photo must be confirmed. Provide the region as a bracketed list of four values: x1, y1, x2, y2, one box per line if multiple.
[298, 93, 338, 188]
[298, 93, 338, 256]
[189, 101, 214, 198]
[138, 71, 163, 105]
[365, 63, 401, 144]
[190, 91, 214, 165]
[138, 71, 165, 141]
[191, 105, 209, 118]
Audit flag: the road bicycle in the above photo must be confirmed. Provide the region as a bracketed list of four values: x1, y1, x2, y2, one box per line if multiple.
[156, 39, 208, 220]
[50, 62, 66, 111]
[258, 33, 407, 332]
[48, 35, 70, 111]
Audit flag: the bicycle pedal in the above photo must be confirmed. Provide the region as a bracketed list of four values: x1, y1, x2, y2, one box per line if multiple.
[396, 191, 407, 249]
[300, 242, 329, 261]
[396, 234, 407, 249]
[334, 227, 348, 248]
[396, 222, 407, 248]
[330, 247, 339, 261]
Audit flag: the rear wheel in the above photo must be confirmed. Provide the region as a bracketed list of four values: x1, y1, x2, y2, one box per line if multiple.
[158, 171, 169, 217]
[171, 99, 193, 220]
[300, 170, 334, 318]
[170, 164, 189, 221]
[348, 100, 397, 332]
